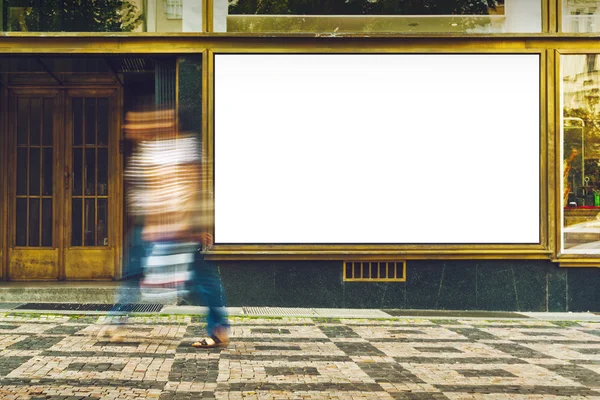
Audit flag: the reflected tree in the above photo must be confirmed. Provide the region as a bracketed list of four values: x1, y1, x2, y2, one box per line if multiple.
[229, 0, 500, 15]
[5, 0, 142, 32]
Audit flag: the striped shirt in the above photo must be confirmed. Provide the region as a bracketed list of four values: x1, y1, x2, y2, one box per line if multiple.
[125, 134, 212, 241]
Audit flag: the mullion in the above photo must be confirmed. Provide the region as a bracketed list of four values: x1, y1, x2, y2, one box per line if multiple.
[38, 133, 43, 246]
[81, 98, 86, 247]
[95, 99, 98, 246]
[26, 98, 31, 246]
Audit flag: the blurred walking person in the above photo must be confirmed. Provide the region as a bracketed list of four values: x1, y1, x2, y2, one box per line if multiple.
[124, 107, 229, 347]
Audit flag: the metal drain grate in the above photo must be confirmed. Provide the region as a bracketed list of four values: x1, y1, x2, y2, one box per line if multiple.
[243, 307, 319, 316]
[15, 303, 164, 312]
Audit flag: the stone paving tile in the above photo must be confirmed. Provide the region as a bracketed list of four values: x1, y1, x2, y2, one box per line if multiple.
[0, 314, 596, 398]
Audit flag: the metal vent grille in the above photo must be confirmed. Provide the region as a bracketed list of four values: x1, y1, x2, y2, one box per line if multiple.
[14, 303, 163, 313]
[343, 261, 406, 282]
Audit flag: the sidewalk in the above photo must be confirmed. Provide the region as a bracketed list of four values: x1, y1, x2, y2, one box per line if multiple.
[1, 302, 600, 321]
[0, 308, 597, 398]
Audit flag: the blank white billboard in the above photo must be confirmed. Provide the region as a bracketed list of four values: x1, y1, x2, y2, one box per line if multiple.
[214, 54, 540, 244]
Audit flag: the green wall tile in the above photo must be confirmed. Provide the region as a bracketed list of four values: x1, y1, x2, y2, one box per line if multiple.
[476, 261, 548, 312]
[567, 268, 600, 312]
[548, 266, 567, 312]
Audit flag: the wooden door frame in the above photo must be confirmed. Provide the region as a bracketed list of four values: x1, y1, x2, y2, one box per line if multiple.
[4, 85, 123, 281]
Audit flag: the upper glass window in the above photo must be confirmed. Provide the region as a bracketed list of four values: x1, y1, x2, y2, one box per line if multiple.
[2, 0, 202, 32]
[213, 0, 541, 33]
[562, 0, 600, 32]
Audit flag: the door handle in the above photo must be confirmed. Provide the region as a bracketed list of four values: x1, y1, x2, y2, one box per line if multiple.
[64, 167, 70, 190]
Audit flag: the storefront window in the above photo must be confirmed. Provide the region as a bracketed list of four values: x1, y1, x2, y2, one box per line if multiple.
[562, 0, 600, 32]
[2, 0, 202, 32]
[214, 0, 541, 33]
[562, 54, 600, 254]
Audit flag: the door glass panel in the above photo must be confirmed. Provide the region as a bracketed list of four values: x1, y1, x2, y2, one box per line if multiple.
[98, 98, 109, 146]
[97, 148, 108, 196]
[17, 98, 28, 145]
[28, 198, 40, 247]
[42, 198, 53, 247]
[72, 148, 83, 196]
[85, 98, 96, 145]
[43, 99, 53, 146]
[42, 148, 53, 196]
[84, 198, 95, 246]
[30, 99, 41, 146]
[29, 147, 40, 196]
[16, 198, 27, 246]
[72, 198, 82, 247]
[97, 199, 108, 246]
[16, 148, 27, 196]
[84, 148, 96, 196]
[73, 98, 83, 146]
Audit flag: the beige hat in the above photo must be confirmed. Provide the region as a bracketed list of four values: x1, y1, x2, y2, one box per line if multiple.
[124, 109, 176, 140]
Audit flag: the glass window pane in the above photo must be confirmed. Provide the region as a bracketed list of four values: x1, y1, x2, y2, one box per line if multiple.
[84, 198, 95, 247]
[42, 148, 53, 196]
[85, 98, 97, 145]
[16, 147, 27, 196]
[98, 98, 109, 146]
[72, 198, 82, 247]
[29, 148, 41, 196]
[97, 199, 108, 246]
[72, 148, 83, 196]
[29, 198, 40, 247]
[73, 98, 83, 146]
[42, 198, 53, 247]
[16, 198, 27, 247]
[97, 148, 108, 196]
[43, 98, 53, 146]
[562, 54, 600, 254]
[17, 98, 28, 145]
[4, 1, 201, 32]
[563, 0, 600, 32]
[85, 148, 96, 196]
[30, 99, 41, 146]
[216, 0, 542, 33]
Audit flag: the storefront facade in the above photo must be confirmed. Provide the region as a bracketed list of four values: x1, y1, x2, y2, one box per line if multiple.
[0, 0, 598, 311]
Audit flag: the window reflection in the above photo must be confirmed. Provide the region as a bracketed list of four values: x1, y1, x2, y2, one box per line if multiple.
[2, 0, 201, 32]
[562, 54, 600, 253]
[216, 0, 541, 33]
[563, 0, 600, 33]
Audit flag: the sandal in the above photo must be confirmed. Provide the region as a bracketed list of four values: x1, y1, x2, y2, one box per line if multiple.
[191, 335, 228, 348]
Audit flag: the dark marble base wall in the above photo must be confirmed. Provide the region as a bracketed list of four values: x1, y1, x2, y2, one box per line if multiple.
[213, 260, 600, 312]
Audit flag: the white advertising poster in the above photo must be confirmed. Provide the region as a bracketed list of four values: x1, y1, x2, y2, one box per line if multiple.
[214, 54, 540, 244]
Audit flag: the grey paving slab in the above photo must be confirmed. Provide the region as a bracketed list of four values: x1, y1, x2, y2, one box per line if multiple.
[0, 312, 595, 398]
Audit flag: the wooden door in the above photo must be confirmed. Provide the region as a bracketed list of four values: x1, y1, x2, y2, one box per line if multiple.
[64, 89, 121, 280]
[7, 88, 121, 280]
[7, 89, 62, 280]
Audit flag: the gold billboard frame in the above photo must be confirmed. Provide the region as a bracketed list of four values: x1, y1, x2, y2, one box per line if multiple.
[204, 46, 550, 260]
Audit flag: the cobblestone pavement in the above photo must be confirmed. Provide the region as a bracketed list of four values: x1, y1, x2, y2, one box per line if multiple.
[0, 314, 597, 399]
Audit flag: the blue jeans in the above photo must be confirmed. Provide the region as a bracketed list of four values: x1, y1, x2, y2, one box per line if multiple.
[110, 225, 149, 313]
[188, 252, 230, 335]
